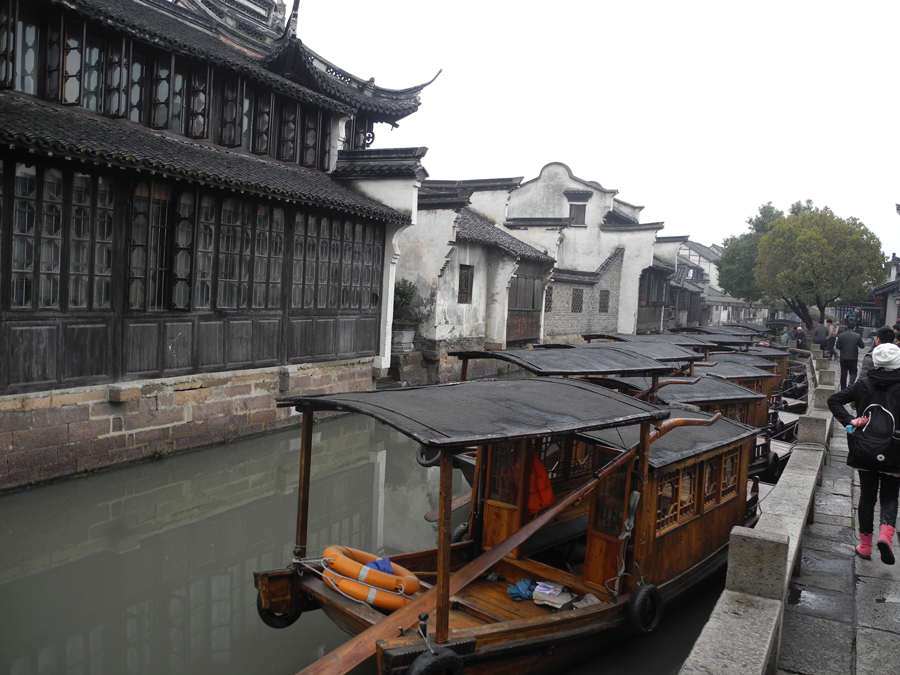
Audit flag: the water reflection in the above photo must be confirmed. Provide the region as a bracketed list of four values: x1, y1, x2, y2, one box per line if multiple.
[0, 414, 459, 675]
[0, 413, 717, 675]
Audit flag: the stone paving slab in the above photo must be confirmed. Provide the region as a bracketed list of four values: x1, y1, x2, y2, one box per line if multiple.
[856, 627, 900, 675]
[778, 612, 854, 675]
[855, 576, 900, 631]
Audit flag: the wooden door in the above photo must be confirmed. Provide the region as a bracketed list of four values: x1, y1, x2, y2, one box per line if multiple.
[481, 440, 527, 558]
[584, 448, 632, 593]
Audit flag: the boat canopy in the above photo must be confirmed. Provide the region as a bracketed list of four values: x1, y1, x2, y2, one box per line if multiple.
[583, 411, 756, 469]
[710, 353, 776, 368]
[698, 362, 777, 380]
[607, 375, 767, 403]
[748, 345, 789, 356]
[580, 341, 704, 363]
[584, 333, 717, 348]
[277, 379, 669, 449]
[449, 348, 672, 376]
[725, 322, 770, 334]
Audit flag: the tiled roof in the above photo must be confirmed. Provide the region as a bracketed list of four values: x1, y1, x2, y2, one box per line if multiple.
[505, 217, 572, 229]
[0, 93, 408, 223]
[424, 177, 523, 192]
[551, 269, 600, 285]
[277, 40, 435, 123]
[682, 240, 722, 262]
[597, 248, 624, 277]
[56, 0, 353, 115]
[332, 148, 428, 180]
[457, 209, 554, 264]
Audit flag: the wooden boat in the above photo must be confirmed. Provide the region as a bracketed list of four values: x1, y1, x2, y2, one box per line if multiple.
[582, 333, 720, 360]
[254, 378, 760, 675]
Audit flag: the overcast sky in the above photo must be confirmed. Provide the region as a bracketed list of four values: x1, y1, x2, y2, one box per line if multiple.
[298, 1, 899, 257]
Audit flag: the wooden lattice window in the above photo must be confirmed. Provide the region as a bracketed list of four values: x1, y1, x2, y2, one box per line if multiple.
[721, 447, 739, 499]
[544, 285, 553, 312]
[593, 450, 629, 537]
[703, 454, 721, 506]
[458, 264, 473, 304]
[569, 203, 586, 225]
[535, 436, 565, 481]
[656, 470, 679, 532]
[679, 464, 697, 519]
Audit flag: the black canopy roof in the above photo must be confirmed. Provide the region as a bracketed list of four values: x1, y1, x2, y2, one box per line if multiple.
[710, 353, 776, 369]
[580, 342, 704, 363]
[277, 379, 669, 449]
[748, 346, 790, 357]
[607, 376, 766, 404]
[695, 362, 776, 380]
[725, 323, 770, 334]
[449, 348, 672, 376]
[584, 411, 756, 469]
[583, 333, 716, 348]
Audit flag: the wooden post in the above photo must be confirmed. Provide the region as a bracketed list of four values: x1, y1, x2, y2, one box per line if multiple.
[638, 422, 651, 481]
[460, 358, 469, 382]
[435, 450, 454, 643]
[650, 375, 659, 405]
[295, 411, 314, 558]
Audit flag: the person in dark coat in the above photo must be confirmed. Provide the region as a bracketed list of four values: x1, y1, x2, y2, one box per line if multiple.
[836, 324, 866, 389]
[795, 326, 808, 350]
[813, 321, 829, 352]
[859, 326, 899, 380]
[827, 343, 900, 563]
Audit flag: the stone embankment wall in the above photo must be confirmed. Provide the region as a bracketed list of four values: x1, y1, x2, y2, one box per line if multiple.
[0, 359, 374, 492]
[681, 346, 832, 674]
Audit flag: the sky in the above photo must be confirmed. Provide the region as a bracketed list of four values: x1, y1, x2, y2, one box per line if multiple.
[296, 1, 900, 256]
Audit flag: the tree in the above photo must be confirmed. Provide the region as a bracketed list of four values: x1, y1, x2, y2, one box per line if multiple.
[717, 202, 784, 302]
[755, 208, 885, 328]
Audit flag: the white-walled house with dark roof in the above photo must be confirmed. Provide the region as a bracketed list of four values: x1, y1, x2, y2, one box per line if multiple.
[394, 185, 555, 383]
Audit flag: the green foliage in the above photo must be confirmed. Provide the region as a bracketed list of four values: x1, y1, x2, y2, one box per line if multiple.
[747, 201, 785, 234]
[755, 207, 885, 326]
[392, 277, 419, 326]
[717, 231, 765, 302]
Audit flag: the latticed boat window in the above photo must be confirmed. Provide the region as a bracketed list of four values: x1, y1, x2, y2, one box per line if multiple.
[721, 447, 739, 498]
[489, 441, 521, 505]
[568, 440, 594, 477]
[679, 464, 697, 519]
[593, 451, 629, 537]
[656, 470, 679, 532]
[703, 455, 721, 506]
[536, 436, 565, 481]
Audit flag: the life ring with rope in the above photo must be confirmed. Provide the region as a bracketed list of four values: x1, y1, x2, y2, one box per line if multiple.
[322, 546, 420, 595]
[321, 568, 412, 612]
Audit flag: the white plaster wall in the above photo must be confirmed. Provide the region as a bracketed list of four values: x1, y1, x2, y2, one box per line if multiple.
[653, 239, 685, 268]
[341, 177, 420, 219]
[395, 211, 493, 344]
[598, 228, 660, 333]
[468, 190, 511, 224]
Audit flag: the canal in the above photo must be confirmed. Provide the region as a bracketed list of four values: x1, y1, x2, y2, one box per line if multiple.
[0, 415, 721, 675]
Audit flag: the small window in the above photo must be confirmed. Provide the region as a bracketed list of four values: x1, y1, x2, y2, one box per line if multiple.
[598, 289, 610, 314]
[544, 285, 553, 312]
[569, 203, 586, 225]
[571, 288, 583, 313]
[458, 264, 473, 304]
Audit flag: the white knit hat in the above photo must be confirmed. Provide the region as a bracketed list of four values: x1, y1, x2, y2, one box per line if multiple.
[873, 343, 900, 369]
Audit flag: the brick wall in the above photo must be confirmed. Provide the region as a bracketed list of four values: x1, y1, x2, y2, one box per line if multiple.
[0, 359, 375, 492]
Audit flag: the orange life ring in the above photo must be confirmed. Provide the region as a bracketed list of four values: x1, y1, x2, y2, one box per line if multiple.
[322, 546, 420, 594]
[322, 568, 411, 612]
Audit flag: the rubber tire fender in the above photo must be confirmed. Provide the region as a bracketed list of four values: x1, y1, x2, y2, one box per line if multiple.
[451, 522, 469, 543]
[406, 647, 465, 675]
[417, 445, 441, 467]
[766, 451, 781, 480]
[626, 583, 663, 635]
[256, 592, 302, 629]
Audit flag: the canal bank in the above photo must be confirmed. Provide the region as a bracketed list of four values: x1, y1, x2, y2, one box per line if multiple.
[682, 344, 900, 675]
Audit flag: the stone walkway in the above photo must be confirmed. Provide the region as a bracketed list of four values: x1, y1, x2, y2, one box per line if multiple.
[778, 424, 900, 675]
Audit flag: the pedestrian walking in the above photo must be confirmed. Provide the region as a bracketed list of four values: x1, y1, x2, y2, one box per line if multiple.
[836, 324, 866, 389]
[828, 343, 900, 564]
[813, 321, 829, 353]
[860, 326, 899, 380]
[826, 319, 838, 359]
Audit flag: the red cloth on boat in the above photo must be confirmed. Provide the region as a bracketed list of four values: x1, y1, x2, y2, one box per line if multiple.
[527, 449, 556, 515]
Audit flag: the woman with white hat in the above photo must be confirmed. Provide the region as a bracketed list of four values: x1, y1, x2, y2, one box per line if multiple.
[827, 342, 900, 564]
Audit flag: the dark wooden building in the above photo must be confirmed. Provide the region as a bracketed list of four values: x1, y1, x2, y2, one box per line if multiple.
[0, 0, 432, 489]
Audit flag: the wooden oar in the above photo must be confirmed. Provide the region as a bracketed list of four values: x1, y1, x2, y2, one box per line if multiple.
[295, 414, 719, 675]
